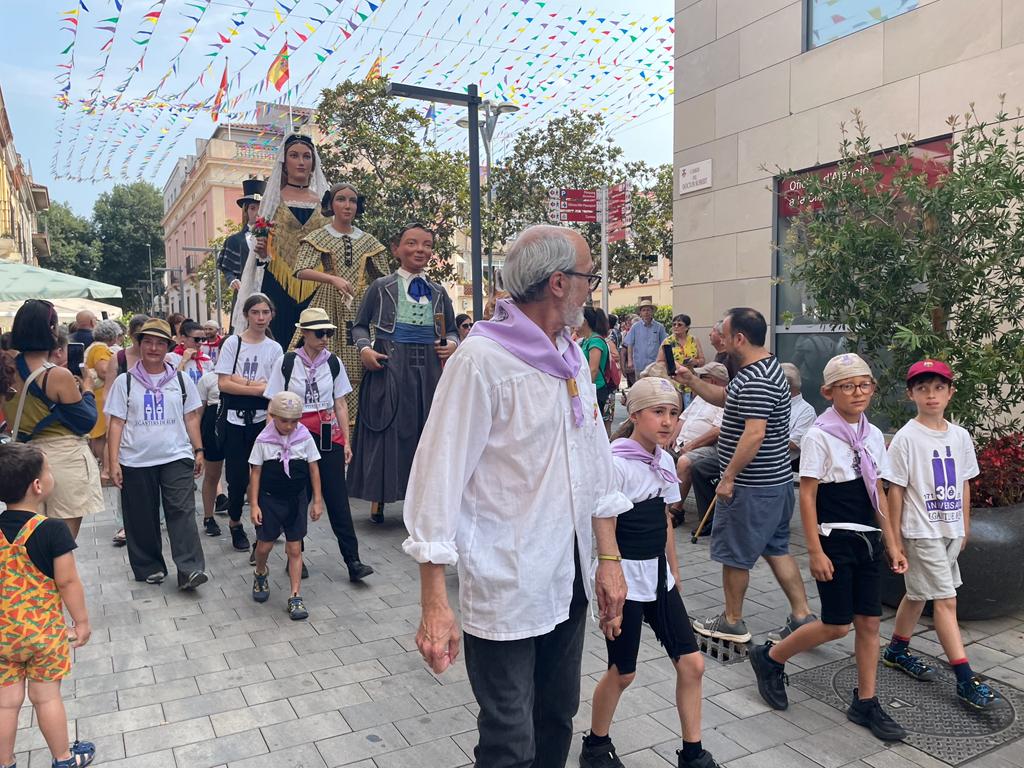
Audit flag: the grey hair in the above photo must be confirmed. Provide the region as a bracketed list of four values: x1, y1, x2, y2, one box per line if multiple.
[780, 362, 801, 391]
[502, 225, 579, 304]
[93, 319, 122, 344]
[713, 320, 724, 333]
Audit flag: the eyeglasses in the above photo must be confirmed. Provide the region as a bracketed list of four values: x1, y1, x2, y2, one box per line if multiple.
[562, 270, 602, 291]
[313, 329, 335, 339]
[460, 322, 473, 330]
[834, 381, 876, 395]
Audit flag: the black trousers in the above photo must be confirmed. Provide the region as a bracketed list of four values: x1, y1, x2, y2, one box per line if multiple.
[314, 447, 361, 563]
[463, 556, 587, 768]
[223, 419, 264, 524]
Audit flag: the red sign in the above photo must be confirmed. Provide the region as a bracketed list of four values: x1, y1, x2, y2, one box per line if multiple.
[778, 137, 951, 218]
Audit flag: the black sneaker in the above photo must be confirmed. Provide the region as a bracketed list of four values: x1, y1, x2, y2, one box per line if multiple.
[203, 517, 221, 537]
[957, 676, 1002, 710]
[287, 595, 309, 621]
[677, 748, 721, 768]
[178, 571, 208, 591]
[347, 560, 374, 582]
[230, 525, 250, 552]
[846, 689, 907, 741]
[579, 735, 624, 768]
[882, 646, 937, 681]
[215, 493, 229, 513]
[749, 642, 789, 710]
[369, 504, 384, 525]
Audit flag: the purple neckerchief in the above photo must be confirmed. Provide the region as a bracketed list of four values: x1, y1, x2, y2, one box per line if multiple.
[469, 298, 585, 427]
[255, 421, 312, 478]
[129, 361, 176, 393]
[814, 406, 881, 513]
[611, 437, 678, 485]
[296, 346, 329, 374]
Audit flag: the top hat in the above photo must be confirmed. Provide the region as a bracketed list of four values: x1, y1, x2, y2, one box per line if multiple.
[237, 178, 267, 208]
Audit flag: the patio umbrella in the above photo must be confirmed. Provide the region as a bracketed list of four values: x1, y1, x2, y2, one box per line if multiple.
[0, 298, 122, 322]
[0, 263, 123, 302]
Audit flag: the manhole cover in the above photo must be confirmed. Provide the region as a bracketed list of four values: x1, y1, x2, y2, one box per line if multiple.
[789, 652, 1024, 765]
[695, 634, 748, 665]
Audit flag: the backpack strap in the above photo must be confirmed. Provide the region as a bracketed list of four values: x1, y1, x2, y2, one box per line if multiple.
[11, 362, 54, 442]
[328, 354, 340, 381]
[125, 371, 187, 408]
[282, 351, 297, 390]
[178, 371, 187, 406]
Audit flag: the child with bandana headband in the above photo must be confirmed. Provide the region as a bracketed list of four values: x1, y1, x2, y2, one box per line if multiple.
[248, 391, 322, 620]
[581, 377, 720, 768]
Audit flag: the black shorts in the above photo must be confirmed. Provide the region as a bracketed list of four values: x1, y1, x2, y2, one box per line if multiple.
[200, 406, 226, 463]
[606, 587, 699, 675]
[816, 530, 882, 626]
[256, 490, 308, 543]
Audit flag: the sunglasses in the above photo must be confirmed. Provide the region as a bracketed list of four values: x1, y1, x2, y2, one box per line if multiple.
[312, 329, 335, 339]
[460, 322, 473, 330]
[188, 336, 206, 342]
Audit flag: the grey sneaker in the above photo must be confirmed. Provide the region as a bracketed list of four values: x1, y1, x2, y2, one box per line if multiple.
[691, 613, 751, 643]
[767, 612, 819, 642]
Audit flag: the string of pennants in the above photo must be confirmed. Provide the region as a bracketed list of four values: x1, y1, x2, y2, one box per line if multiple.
[51, 0, 676, 183]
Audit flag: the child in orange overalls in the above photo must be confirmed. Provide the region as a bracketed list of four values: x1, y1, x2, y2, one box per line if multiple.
[0, 443, 95, 768]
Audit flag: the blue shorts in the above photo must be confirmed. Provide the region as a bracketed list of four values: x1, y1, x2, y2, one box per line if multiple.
[710, 483, 794, 570]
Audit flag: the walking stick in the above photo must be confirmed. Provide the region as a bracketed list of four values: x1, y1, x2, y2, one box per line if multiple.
[690, 497, 717, 544]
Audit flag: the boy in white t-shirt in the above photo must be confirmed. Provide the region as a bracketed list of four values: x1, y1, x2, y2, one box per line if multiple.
[881, 359, 1001, 710]
[749, 354, 908, 742]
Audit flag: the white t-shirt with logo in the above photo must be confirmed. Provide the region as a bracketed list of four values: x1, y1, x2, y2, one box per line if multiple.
[214, 336, 283, 426]
[166, 352, 215, 388]
[882, 418, 980, 539]
[105, 371, 203, 468]
[264, 352, 353, 413]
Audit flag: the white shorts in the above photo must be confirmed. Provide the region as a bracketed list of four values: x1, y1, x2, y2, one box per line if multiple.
[903, 537, 963, 601]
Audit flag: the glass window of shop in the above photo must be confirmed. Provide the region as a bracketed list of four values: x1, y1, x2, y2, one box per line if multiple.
[805, 0, 920, 50]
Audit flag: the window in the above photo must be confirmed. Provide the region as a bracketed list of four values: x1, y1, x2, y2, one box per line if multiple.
[805, 0, 919, 50]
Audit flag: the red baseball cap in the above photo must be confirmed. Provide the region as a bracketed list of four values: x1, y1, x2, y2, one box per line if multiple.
[906, 359, 953, 383]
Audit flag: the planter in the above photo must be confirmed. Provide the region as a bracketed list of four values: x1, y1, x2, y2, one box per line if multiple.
[880, 503, 1024, 621]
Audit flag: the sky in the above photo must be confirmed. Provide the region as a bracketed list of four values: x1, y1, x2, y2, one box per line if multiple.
[1, 0, 675, 217]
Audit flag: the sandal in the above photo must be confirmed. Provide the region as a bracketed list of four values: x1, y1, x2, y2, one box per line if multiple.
[52, 739, 95, 767]
[111, 529, 126, 547]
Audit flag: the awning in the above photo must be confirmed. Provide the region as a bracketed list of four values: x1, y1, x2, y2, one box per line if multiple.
[0, 263, 123, 301]
[0, 298, 123, 322]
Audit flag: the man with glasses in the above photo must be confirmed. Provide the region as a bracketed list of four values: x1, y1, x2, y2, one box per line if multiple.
[623, 299, 667, 379]
[675, 308, 815, 645]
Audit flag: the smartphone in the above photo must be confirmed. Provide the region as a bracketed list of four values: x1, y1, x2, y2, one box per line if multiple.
[66, 342, 86, 374]
[319, 421, 334, 452]
[662, 344, 676, 376]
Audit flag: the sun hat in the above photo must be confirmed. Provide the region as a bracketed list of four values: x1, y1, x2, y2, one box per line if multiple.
[134, 318, 174, 346]
[626, 376, 681, 415]
[268, 391, 303, 419]
[822, 353, 873, 387]
[295, 307, 337, 331]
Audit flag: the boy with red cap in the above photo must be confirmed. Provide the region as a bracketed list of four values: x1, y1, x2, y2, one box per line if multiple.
[881, 359, 1002, 710]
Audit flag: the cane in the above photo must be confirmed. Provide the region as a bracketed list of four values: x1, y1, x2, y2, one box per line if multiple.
[690, 497, 717, 544]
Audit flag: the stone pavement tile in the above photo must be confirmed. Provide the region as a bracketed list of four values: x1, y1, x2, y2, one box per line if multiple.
[13, 722, 74, 754]
[788, 722, 884, 768]
[312, 659, 389, 689]
[73, 666, 154, 696]
[184, 632, 256, 660]
[333, 637, 406, 664]
[290, 683, 372, 718]
[225, 742, 328, 768]
[67, 747, 177, 768]
[142, 623, 215, 650]
[315, 722, 410, 767]
[964, 642, 1014, 673]
[163, 688, 247, 722]
[977, 629, 1024, 657]
[372, 736, 472, 768]
[604, 713, 677, 755]
[707, 686, 773, 719]
[63, 689, 119, 722]
[196, 662, 275, 694]
[260, 710, 351, 751]
[208, 616, 281, 639]
[289, 628, 360, 655]
[339, 693, 426, 732]
[112, 644, 187, 673]
[874, 744, 955, 768]
[702, 662, 756, 691]
[65, 655, 113, 681]
[174, 608, 241, 630]
[986, 665, 1024, 690]
[152, 653, 230, 683]
[715, 710, 810, 753]
[242, 671, 321, 705]
[250, 621, 321, 647]
[393, 705, 477, 745]
[974, 744, 1024, 768]
[75, 703, 165, 739]
[173, 728, 269, 768]
[211, 698, 297, 737]
[116, 675, 199, 710]
[225, 640, 297, 668]
[267, 649, 343, 678]
[380, 650, 432, 676]
[775, 701, 841, 734]
[123, 715, 215, 756]
[654, 729, 749, 765]
[350, 618, 418, 644]
[723, 743, 824, 768]
[413, 679, 477, 713]
[360, 668, 442, 702]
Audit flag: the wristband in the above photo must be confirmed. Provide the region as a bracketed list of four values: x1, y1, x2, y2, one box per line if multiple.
[193, 447, 204, 454]
[597, 554, 622, 562]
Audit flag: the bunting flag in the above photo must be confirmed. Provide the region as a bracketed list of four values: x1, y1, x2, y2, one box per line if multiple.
[266, 36, 289, 91]
[212, 60, 228, 121]
[365, 53, 383, 81]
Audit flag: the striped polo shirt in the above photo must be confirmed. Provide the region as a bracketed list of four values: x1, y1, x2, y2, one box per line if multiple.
[717, 355, 792, 487]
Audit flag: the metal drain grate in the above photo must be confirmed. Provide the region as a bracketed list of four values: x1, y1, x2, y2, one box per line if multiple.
[789, 652, 1024, 765]
[695, 634, 749, 665]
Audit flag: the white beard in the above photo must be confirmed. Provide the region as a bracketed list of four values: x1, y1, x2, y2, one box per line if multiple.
[562, 304, 584, 330]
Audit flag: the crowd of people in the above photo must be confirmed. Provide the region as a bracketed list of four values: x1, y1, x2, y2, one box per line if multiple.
[0, 133, 1002, 768]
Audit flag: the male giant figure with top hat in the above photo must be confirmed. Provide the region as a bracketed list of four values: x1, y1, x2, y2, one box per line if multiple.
[218, 178, 267, 328]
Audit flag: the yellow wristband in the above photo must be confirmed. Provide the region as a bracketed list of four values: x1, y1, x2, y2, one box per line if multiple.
[597, 554, 622, 562]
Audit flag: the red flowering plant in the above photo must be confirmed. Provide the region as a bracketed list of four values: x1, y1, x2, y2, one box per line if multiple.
[970, 433, 1024, 509]
[251, 216, 275, 238]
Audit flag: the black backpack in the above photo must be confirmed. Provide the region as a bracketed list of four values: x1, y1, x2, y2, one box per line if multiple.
[125, 370, 188, 408]
[281, 351, 341, 391]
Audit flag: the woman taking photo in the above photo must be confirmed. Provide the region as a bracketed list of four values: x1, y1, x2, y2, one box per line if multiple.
[655, 312, 706, 406]
[265, 307, 374, 582]
[290, 182, 390, 424]
[216, 294, 284, 553]
[4, 300, 103, 538]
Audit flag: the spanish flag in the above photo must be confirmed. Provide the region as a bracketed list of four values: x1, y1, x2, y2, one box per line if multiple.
[266, 36, 290, 92]
[211, 61, 228, 122]
[365, 53, 383, 81]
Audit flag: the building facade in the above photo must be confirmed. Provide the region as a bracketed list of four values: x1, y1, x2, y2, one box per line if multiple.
[0, 84, 49, 265]
[673, 0, 1023, 398]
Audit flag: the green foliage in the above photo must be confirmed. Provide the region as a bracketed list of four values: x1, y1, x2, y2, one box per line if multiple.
[314, 79, 468, 283]
[92, 181, 165, 312]
[782, 104, 1024, 439]
[38, 202, 101, 278]
[611, 303, 674, 328]
[189, 223, 237, 319]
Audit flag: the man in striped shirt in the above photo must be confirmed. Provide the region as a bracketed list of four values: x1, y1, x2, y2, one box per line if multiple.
[676, 308, 815, 644]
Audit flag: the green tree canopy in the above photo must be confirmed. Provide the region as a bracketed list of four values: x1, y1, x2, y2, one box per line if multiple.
[37, 201, 101, 279]
[92, 181, 165, 311]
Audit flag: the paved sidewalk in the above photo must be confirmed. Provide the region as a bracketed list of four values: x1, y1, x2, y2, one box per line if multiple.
[12, 488, 1024, 768]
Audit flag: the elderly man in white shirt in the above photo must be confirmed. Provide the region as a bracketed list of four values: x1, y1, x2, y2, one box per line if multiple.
[403, 224, 630, 768]
[782, 362, 817, 468]
[669, 362, 728, 524]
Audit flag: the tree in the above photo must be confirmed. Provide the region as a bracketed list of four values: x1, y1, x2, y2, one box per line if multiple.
[37, 202, 101, 278]
[189, 223, 237, 321]
[92, 181, 165, 311]
[783, 105, 1024, 438]
[314, 79, 469, 282]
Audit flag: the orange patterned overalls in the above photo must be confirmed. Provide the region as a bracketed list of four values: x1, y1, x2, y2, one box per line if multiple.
[0, 514, 70, 684]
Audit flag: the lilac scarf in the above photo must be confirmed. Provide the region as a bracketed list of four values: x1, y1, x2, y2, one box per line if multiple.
[814, 406, 880, 513]
[129, 361, 176, 393]
[611, 438, 678, 485]
[469, 298, 586, 427]
[255, 421, 312, 477]
[296, 346, 329, 374]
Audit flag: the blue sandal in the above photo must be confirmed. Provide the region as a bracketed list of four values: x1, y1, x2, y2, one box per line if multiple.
[52, 740, 95, 768]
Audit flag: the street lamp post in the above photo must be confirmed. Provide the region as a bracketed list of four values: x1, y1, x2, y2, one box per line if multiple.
[146, 243, 154, 313]
[457, 101, 519, 296]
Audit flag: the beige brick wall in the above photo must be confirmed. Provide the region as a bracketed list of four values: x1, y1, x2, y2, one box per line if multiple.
[673, 0, 1024, 344]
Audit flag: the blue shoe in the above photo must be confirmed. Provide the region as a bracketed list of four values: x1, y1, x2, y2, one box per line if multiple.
[52, 739, 95, 767]
[957, 676, 1001, 710]
[252, 569, 269, 603]
[882, 646, 938, 681]
[287, 595, 309, 621]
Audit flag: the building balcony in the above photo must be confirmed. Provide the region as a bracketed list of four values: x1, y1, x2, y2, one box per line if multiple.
[234, 145, 278, 162]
